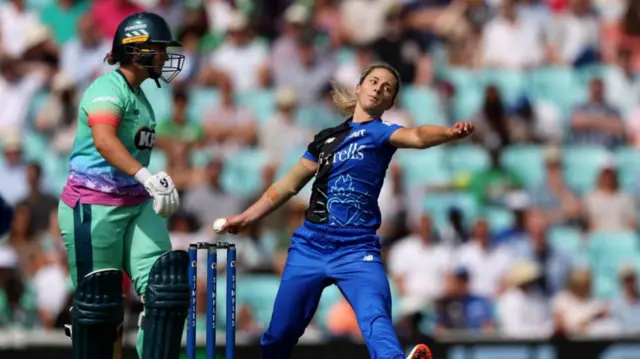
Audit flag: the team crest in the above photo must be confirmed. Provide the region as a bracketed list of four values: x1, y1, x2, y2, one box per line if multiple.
[135, 126, 155, 150]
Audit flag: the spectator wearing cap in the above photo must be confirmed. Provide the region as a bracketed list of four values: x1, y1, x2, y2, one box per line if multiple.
[260, 87, 314, 165]
[206, 11, 270, 92]
[584, 163, 636, 231]
[570, 78, 625, 149]
[271, 3, 312, 68]
[454, 219, 513, 298]
[389, 214, 453, 310]
[506, 208, 574, 297]
[60, 12, 112, 92]
[610, 264, 640, 335]
[552, 268, 618, 336]
[0, 134, 28, 205]
[434, 267, 495, 337]
[529, 146, 583, 226]
[371, 5, 433, 85]
[496, 260, 555, 338]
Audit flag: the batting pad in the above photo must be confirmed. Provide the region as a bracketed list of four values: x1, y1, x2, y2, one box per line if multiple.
[140, 250, 190, 359]
[68, 269, 124, 359]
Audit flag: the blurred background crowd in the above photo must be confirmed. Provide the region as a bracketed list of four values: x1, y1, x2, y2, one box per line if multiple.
[2, 0, 640, 346]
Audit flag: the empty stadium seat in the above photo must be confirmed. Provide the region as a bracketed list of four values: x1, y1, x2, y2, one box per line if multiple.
[188, 87, 220, 121]
[500, 145, 545, 189]
[547, 225, 585, 257]
[220, 148, 269, 197]
[562, 145, 612, 194]
[614, 147, 640, 193]
[141, 81, 172, 121]
[399, 86, 446, 126]
[395, 148, 452, 187]
[484, 206, 515, 234]
[446, 144, 491, 176]
[237, 89, 276, 124]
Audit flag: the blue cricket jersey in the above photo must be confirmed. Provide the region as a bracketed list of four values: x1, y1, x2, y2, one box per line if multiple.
[302, 117, 404, 232]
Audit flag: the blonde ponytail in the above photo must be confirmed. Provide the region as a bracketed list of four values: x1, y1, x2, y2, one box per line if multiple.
[331, 82, 358, 118]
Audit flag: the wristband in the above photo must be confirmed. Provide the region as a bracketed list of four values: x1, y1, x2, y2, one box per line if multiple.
[134, 167, 153, 184]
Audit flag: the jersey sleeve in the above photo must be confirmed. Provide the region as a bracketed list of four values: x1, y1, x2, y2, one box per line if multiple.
[82, 83, 126, 127]
[302, 131, 323, 162]
[375, 120, 404, 146]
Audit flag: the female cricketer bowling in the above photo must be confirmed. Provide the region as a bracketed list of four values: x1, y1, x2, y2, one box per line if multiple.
[57, 12, 191, 359]
[218, 63, 474, 359]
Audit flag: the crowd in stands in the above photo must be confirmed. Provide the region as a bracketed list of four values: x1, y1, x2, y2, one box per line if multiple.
[2, 0, 640, 344]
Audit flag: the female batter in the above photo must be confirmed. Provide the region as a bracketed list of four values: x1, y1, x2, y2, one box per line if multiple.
[58, 12, 190, 359]
[219, 63, 474, 359]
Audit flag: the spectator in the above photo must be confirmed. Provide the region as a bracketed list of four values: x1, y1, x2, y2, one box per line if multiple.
[0, 134, 28, 206]
[552, 268, 618, 336]
[0, 0, 43, 57]
[313, 0, 343, 48]
[610, 264, 640, 335]
[40, 0, 90, 46]
[91, 0, 144, 39]
[16, 163, 58, 235]
[60, 12, 112, 92]
[604, 49, 639, 122]
[163, 141, 202, 193]
[389, 214, 453, 311]
[34, 72, 78, 156]
[0, 55, 48, 136]
[434, 267, 495, 337]
[334, 43, 378, 88]
[496, 260, 555, 338]
[546, 0, 601, 67]
[481, 0, 544, 69]
[529, 146, 583, 226]
[470, 85, 514, 150]
[372, 5, 432, 85]
[326, 297, 361, 339]
[467, 148, 524, 207]
[584, 164, 636, 231]
[206, 11, 269, 92]
[183, 158, 245, 230]
[454, 219, 513, 298]
[270, 3, 312, 70]
[260, 87, 314, 165]
[570, 78, 625, 149]
[270, 28, 336, 105]
[156, 88, 205, 149]
[339, 0, 396, 45]
[507, 208, 574, 296]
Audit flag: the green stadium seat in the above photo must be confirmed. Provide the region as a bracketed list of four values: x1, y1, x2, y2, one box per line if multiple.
[148, 149, 167, 173]
[500, 145, 545, 189]
[399, 86, 446, 126]
[484, 206, 514, 234]
[480, 69, 527, 106]
[22, 131, 49, 163]
[614, 147, 640, 193]
[548, 226, 584, 255]
[441, 68, 482, 94]
[424, 192, 480, 229]
[562, 146, 612, 194]
[451, 91, 483, 123]
[237, 89, 276, 124]
[446, 144, 490, 176]
[237, 275, 282, 329]
[188, 87, 220, 122]
[395, 148, 452, 187]
[220, 148, 269, 197]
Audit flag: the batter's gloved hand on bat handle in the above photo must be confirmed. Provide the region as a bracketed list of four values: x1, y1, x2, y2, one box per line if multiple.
[135, 168, 180, 218]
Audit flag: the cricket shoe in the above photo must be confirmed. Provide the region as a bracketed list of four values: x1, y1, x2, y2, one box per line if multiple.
[406, 344, 433, 359]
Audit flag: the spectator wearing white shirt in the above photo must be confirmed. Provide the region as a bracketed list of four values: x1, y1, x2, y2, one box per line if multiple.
[455, 219, 513, 298]
[389, 214, 453, 314]
[481, 0, 544, 69]
[497, 260, 556, 339]
[60, 13, 111, 93]
[0, 134, 28, 206]
[0, 0, 42, 58]
[206, 11, 269, 92]
[610, 264, 640, 335]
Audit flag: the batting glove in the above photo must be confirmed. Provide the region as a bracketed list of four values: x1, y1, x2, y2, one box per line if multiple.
[135, 168, 180, 218]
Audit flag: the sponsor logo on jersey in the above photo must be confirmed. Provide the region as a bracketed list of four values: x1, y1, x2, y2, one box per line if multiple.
[347, 129, 366, 139]
[135, 126, 156, 150]
[318, 142, 366, 166]
[92, 96, 120, 105]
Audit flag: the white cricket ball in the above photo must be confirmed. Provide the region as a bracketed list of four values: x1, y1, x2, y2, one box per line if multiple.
[212, 218, 227, 233]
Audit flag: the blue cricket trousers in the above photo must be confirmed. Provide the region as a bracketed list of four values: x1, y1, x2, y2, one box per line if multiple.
[260, 222, 405, 359]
